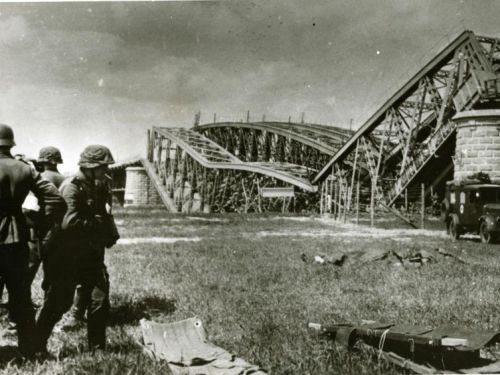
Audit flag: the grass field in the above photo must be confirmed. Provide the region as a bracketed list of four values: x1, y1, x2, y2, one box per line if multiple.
[1, 207, 499, 374]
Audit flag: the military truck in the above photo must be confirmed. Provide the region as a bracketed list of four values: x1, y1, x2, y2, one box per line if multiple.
[441, 182, 500, 243]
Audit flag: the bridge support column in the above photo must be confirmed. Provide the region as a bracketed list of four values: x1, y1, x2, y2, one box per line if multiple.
[453, 110, 500, 183]
[124, 166, 161, 206]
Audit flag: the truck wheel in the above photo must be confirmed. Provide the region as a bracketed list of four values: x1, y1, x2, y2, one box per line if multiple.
[448, 219, 460, 241]
[480, 221, 494, 244]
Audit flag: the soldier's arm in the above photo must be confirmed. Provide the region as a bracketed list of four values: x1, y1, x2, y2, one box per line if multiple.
[60, 182, 98, 232]
[30, 169, 67, 220]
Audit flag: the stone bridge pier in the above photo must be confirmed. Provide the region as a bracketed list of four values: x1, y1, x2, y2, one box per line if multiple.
[453, 110, 500, 183]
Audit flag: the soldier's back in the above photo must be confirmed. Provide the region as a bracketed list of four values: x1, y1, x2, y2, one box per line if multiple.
[0, 156, 36, 244]
[0, 157, 35, 208]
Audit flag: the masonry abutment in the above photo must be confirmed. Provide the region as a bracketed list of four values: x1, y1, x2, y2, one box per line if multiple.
[453, 110, 500, 183]
[124, 166, 161, 206]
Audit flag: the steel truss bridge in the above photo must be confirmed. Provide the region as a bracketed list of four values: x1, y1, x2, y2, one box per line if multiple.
[145, 30, 500, 214]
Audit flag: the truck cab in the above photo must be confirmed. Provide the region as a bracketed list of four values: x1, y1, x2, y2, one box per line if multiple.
[442, 183, 500, 243]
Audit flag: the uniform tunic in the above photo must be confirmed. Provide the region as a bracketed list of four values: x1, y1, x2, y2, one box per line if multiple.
[0, 150, 66, 355]
[41, 169, 65, 188]
[27, 168, 65, 283]
[36, 170, 117, 350]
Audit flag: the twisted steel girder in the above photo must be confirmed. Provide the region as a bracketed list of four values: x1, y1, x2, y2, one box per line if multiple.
[313, 30, 500, 207]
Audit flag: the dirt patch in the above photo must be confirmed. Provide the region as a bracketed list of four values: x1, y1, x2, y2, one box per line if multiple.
[247, 216, 315, 222]
[249, 224, 446, 240]
[118, 237, 202, 245]
[185, 217, 229, 222]
[116, 217, 229, 226]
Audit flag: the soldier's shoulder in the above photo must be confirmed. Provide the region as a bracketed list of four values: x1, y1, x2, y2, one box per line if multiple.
[41, 170, 66, 186]
[0, 156, 41, 183]
[16, 157, 31, 166]
[6, 157, 37, 175]
[8, 156, 32, 169]
[11, 154, 34, 166]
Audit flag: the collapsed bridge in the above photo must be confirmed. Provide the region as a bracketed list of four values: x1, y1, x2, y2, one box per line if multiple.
[143, 123, 351, 213]
[137, 30, 500, 214]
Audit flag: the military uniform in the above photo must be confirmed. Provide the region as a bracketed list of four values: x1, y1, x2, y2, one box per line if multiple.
[36, 145, 118, 351]
[0, 125, 66, 356]
[27, 147, 65, 284]
[27, 170, 65, 284]
[37, 147, 65, 189]
[41, 170, 65, 188]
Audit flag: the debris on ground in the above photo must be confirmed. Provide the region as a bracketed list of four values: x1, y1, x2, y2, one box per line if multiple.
[434, 247, 467, 263]
[384, 247, 467, 267]
[388, 249, 435, 267]
[140, 317, 267, 375]
[309, 321, 500, 374]
[302, 247, 466, 268]
[358, 248, 392, 263]
[301, 252, 347, 266]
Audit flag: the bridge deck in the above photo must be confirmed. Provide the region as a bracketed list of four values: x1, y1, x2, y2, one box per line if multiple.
[154, 127, 317, 192]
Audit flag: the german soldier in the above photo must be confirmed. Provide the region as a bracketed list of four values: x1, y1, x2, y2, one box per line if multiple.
[37, 146, 65, 187]
[36, 147, 87, 330]
[0, 124, 66, 357]
[36, 145, 119, 352]
[26, 147, 66, 284]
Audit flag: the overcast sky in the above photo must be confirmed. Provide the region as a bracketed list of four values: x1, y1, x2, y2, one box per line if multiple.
[1, 0, 500, 172]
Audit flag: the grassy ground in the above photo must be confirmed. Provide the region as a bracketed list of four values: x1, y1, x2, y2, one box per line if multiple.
[1, 207, 499, 374]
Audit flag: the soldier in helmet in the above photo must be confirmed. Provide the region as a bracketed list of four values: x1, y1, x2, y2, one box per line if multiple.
[36, 145, 119, 352]
[37, 147, 65, 188]
[26, 147, 66, 284]
[0, 124, 66, 357]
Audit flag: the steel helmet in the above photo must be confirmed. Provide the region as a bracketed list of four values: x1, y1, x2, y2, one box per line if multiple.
[78, 145, 115, 168]
[37, 146, 63, 164]
[0, 124, 15, 147]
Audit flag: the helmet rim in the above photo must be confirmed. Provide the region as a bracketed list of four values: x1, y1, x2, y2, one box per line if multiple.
[78, 144, 115, 168]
